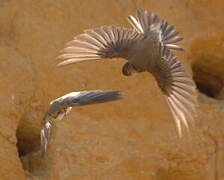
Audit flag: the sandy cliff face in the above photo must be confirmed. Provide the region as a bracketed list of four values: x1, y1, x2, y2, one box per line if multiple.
[1, 0, 224, 179]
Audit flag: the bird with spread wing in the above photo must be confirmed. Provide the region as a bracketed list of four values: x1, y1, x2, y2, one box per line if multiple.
[57, 9, 198, 137]
[41, 90, 123, 157]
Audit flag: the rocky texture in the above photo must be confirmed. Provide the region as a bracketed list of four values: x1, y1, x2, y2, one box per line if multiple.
[1, 0, 224, 179]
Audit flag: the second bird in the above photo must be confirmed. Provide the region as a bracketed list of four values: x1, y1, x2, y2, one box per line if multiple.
[41, 90, 123, 157]
[57, 10, 198, 136]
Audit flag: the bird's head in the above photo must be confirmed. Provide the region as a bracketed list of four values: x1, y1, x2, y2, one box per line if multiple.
[122, 62, 138, 76]
[46, 100, 65, 119]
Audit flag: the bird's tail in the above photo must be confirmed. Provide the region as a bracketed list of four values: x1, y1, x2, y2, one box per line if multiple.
[128, 9, 184, 51]
[40, 116, 52, 157]
[68, 90, 124, 106]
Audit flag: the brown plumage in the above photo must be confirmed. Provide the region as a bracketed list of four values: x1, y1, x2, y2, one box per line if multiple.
[40, 90, 124, 157]
[57, 9, 198, 136]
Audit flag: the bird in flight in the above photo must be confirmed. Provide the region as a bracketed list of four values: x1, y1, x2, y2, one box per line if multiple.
[57, 9, 198, 137]
[40, 90, 123, 157]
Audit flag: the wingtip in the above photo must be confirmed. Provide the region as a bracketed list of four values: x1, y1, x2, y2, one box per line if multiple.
[40, 149, 45, 158]
[56, 61, 71, 68]
[113, 91, 125, 100]
[104, 90, 125, 101]
[56, 62, 64, 68]
[55, 54, 67, 68]
[178, 46, 185, 51]
[177, 131, 183, 139]
[165, 44, 185, 51]
[40, 129, 46, 158]
[127, 15, 133, 22]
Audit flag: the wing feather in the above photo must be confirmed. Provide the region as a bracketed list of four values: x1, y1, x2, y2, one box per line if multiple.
[151, 46, 197, 136]
[128, 9, 184, 51]
[57, 26, 142, 67]
[40, 116, 52, 157]
[63, 90, 124, 107]
[40, 90, 124, 157]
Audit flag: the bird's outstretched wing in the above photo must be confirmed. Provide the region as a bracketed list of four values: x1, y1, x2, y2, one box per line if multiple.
[40, 90, 123, 157]
[61, 90, 124, 107]
[40, 115, 52, 157]
[57, 26, 142, 67]
[128, 9, 184, 51]
[151, 45, 197, 136]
